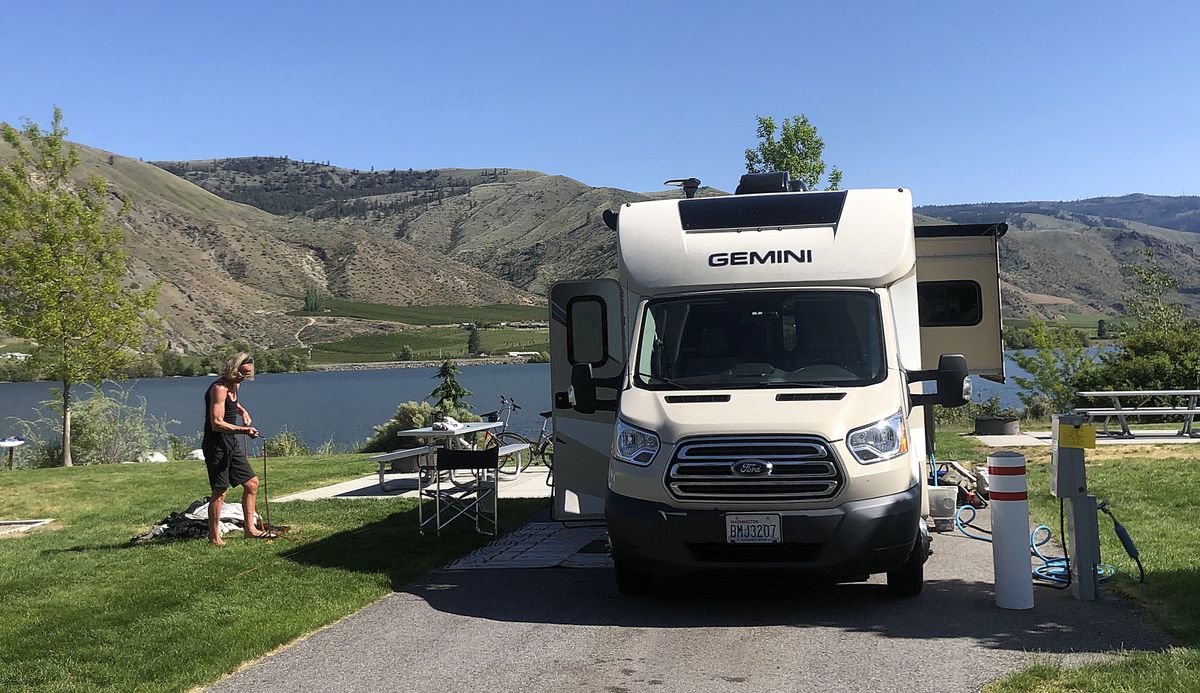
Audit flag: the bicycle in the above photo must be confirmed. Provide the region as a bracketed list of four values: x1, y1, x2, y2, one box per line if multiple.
[478, 396, 554, 479]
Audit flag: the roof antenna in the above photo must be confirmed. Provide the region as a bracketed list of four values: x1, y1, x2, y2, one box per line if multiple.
[664, 177, 701, 199]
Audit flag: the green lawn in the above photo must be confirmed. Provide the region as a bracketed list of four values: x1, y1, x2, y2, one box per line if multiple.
[933, 430, 1200, 691]
[308, 326, 548, 363]
[0, 457, 548, 692]
[291, 300, 546, 325]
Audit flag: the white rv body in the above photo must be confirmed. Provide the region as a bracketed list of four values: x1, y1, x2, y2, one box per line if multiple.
[549, 180, 1004, 594]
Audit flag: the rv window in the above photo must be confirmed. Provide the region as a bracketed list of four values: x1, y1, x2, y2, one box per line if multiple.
[567, 297, 607, 366]
[918, 280, 983, 327]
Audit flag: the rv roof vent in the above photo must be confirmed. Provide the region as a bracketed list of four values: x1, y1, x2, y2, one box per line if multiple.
[664, 177, 702, 199]
[736, 171, 791, 195]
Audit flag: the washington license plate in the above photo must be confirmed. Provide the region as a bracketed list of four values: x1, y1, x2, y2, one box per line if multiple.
[725, 514, 781, 544]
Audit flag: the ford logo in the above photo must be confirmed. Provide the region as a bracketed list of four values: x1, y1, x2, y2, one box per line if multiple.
[732, 459, 772, 476]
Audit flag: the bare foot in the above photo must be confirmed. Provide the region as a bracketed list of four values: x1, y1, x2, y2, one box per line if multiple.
[209, 538, 225, 546]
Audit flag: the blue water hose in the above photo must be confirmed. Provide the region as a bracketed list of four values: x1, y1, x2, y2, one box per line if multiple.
[955, 504, 1119, 584]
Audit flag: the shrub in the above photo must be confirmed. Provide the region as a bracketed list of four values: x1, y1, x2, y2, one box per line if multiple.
[360, 400, 478, 453]
[263, 427, 310, 457]
[168, 432, 200, 460]
[10, 385, 175, 467]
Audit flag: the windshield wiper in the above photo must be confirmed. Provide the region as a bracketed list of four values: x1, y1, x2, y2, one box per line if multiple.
[637, 373, 689, 389]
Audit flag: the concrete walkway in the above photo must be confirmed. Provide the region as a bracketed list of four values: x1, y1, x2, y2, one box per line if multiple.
[274, 468, 552, 502]
[974, 429, 1200, 447]
[208, 508, 1168, 693]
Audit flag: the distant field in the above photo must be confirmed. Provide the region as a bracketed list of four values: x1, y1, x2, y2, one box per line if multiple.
[291, 300, 547, 325]
[1003, 313, 1127, 337]
[307, 326, 548, 363]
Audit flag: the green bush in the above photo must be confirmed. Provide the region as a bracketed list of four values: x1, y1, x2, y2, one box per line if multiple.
[10, 385, 175, 467]
[360, 400, 479, 453]
[263, 427, 310, 457]
[168, 432, 200, 460]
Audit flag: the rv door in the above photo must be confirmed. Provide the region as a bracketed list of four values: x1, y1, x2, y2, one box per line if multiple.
[550, 279, 624, 521]
[915, 223, 1007, 382]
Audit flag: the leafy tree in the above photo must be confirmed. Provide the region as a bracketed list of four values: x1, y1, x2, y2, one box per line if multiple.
[395, 344, 416, 361]
[1010, 317, 1095, 415]
[0, 108, 161, 466]
[745, 114, 843, 190]
[1076, 249, 1200, 393]
[1122, 247, 1183, 337]
[467, 325, 481, 354]
[1096, 319, 1108, 339]
[428, 361, 472, 411]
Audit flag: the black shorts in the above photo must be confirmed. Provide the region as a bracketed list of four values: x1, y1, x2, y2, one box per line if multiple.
[202, 433, 256, 489]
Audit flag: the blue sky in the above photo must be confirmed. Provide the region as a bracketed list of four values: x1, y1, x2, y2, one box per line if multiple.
[5, 1, 1197, 205]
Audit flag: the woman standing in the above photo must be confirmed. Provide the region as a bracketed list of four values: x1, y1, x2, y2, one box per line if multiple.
[203, 352, 273, 544]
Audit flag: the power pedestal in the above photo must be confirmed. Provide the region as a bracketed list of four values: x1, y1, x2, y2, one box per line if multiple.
[1051, 414, 1101, 601]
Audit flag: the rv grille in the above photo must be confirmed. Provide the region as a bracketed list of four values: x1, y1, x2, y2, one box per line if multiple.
[666, 435, 843, 502]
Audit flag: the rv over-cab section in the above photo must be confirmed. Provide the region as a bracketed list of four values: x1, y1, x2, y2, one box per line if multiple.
[617, 188, 916, 295]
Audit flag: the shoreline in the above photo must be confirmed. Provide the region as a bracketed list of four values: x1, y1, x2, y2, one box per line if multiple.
[307, 356, 541, 371]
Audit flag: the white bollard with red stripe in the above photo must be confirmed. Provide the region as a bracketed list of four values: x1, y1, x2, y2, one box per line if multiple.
[988, 450, 1034, 609]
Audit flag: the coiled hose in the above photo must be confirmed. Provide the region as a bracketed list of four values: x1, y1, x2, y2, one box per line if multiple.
[954, 501, 1135, 586]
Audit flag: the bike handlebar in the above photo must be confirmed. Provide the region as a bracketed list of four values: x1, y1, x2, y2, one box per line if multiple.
[500, 395, 522, 411]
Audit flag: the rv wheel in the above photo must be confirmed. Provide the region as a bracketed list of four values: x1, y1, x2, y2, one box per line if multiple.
[886, 539, 925, 598]
[614, 557, 655, 596]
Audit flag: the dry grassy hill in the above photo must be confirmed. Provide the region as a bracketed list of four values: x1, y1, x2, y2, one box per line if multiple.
[0, 144, 537, 352]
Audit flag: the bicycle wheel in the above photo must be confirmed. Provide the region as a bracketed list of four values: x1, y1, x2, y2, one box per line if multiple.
[491, 432, 534, 476]
[538, 436, 554, 469]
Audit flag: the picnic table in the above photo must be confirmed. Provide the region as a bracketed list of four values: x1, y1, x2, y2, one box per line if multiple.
[371, 421, 530, 489]
[1075, 390, 1200, 438]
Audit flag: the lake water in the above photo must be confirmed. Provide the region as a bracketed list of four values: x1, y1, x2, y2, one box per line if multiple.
[0, 365, 553, 450]
[0, 350, 1079, 450]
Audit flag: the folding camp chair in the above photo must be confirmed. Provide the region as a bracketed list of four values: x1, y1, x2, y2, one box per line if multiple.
[418, 447, 499, 536]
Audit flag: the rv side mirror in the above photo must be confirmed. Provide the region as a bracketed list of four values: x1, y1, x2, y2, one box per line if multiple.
[909, 354, 971, 408]
[571, 363, 598, 414]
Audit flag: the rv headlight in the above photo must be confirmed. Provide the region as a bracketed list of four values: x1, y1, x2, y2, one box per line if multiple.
[846, 411, 909, 464]
[613, 419, 660, 466]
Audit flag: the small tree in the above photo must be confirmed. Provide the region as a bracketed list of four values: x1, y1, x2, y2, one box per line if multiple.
[303, 287, 326, 312]
[1096, 319, 1108, 339]
[1122, 247, 1183, 337]
[396, 344, 415, 361]
[428, 361, 472, 412]
[0, 108, 161, 466]
[467, 326, 481, 354]
[1010, 317, 1095, 416]
[745, 114, 843, 190]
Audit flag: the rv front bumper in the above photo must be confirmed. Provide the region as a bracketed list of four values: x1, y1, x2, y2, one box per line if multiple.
[606, 484, 921, 578]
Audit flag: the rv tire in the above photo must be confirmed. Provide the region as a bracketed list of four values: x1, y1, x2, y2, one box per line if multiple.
[886, 538, 925, 598]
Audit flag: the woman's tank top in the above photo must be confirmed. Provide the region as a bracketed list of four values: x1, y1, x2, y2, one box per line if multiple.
[204, 382, 239, 436]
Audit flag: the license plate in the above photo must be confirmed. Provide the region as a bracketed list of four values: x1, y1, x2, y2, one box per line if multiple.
[725, 514, 781, 544]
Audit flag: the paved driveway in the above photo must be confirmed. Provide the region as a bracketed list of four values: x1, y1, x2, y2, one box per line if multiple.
[210, 515, 1167, 693]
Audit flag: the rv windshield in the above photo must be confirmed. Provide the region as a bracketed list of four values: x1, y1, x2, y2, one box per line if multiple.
[634, 290, 887, 390]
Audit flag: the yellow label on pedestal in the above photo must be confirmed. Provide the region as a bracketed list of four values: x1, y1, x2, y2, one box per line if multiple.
[1059, 424, 1096, 449]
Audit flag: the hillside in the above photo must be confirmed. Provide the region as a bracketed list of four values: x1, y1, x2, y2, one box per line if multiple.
[0, 144, 537, 352]
[162, 158, 1200, 321]
[9, 139, 1200, 354]
[917, 199, 1200, 317]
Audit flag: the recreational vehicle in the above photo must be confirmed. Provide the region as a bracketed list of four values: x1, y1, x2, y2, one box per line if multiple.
[549, 172, 1005, 596]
